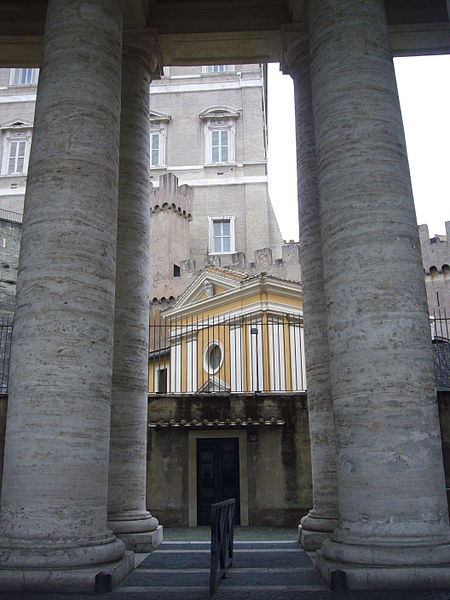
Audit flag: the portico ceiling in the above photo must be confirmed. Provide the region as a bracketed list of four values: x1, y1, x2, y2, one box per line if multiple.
[0, 0, 448, 66]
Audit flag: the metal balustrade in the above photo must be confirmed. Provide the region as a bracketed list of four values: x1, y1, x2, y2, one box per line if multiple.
[0, 317, 13, 394]
[149, 313, 306, 394]
[209, 498, 235, 595]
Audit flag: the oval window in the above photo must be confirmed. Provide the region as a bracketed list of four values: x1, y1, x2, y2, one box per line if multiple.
[204, 342, 223, 374]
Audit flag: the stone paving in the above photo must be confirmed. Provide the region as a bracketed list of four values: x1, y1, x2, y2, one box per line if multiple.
[2, 530, 450, 599]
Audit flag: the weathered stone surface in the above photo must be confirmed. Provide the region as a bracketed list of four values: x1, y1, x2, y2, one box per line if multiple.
[309, 0, 450, 588]
[0, 0, 129, 591]
[283, 31, 338, 550]
[147, 393, 312, 527]
[108, 35, 162, 552]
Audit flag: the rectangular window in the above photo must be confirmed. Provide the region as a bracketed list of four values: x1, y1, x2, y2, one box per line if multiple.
[213, 219, 231, 253]
[150, 132, 160, 166]
[10, 68, 39, 86]
[204, 65, 233, 73]
[211, 129, 229, 163]
[8, 140, 26, 174]
[157, 368, 168, 394]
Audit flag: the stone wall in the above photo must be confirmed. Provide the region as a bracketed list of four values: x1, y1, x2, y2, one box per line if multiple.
[0, 215, 21, 317]
[419, 222, 450, 315]
[147, 392, 312, 527]
[1, 392, 449, 522]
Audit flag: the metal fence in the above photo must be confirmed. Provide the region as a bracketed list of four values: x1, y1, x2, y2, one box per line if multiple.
[0, 311, 448, 395]
[431, 309, 450, 390]
[0, 317, 13, 394]
[149, 314, 306, 394]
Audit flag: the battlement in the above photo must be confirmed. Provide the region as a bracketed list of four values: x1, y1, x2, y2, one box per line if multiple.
[419, 221, 450, 274]
[150, 173, 193, 220]
[150, 241, 301, 306]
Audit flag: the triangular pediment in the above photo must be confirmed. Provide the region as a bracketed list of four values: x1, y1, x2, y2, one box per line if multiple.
[197, 375, 230, 393]
[0, 118, 33, 130]
[150, 109, 171, 123]
[165, 267, 246, 313]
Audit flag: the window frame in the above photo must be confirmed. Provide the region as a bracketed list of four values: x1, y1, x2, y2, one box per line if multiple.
[200, 106, 239, 166]
[203, 340, 224, 375]
[0, 122, 33, 177]
[208, 216, 235, 255]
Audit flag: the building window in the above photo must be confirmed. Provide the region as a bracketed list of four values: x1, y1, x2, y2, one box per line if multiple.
[208, 216, 235, 254]
[200, 106, 239, 166]
[8, 140, 26, 174]
[0, 121, 33, 176]
[203, 65, 234, 73]
[211, 129, 229, 163]
[9, 68, 39, 86]
[150, 132, 160, 166]
[203, 341, 223, 375]
[157, 368, 168, 393]
[149, 110, 170, 169]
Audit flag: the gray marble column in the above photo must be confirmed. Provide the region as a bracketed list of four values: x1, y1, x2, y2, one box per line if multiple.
[0, 0, 133, 593]
[309, 0, 450, 589]
[282, 30, 339, 552]
[107, 32, 163, 553]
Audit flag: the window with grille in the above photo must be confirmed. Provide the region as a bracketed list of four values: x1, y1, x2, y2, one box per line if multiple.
[10, 68, 39, 86]
[8, 140, 26, 174]
[211, 129, 229, 163]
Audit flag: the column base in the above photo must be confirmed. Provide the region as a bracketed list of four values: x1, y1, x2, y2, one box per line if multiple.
[108, 511, 162, 552]
[0, 551, 134, 593]
[298, 510, 338, 551]
[117, 525, 163, 553]
[317, 533, 450, 590]
[317, 551, 450, 590]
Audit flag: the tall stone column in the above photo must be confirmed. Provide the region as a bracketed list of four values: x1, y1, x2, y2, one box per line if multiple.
[282, 29, 339, 551]
[0, 0, 133, 593]
[309, 0, 450, 589]
[107, 32, 163, 552]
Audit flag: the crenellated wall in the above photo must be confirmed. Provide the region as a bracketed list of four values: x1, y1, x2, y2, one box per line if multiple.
[419, 221, 450, 315]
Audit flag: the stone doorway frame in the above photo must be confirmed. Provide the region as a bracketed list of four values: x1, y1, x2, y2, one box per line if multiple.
[188, 429, 249, 527]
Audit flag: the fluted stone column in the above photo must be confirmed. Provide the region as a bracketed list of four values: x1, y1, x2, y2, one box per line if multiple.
[107, 32, 163, 552]
[309, 0, 450, 589]
[282, 29, 339, 552]
[0, 0, 133, 593]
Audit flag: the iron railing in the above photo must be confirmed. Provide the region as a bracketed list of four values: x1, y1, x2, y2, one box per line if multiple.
[431, 309, 450, 390]
[209, 498, 235, 595]
[149, 314, 306, 394]
[0, 208, 23, 223]
[0, 317, 13, 394]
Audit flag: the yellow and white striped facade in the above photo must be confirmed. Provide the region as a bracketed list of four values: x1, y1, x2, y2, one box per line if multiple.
[149, 266, 305, 394]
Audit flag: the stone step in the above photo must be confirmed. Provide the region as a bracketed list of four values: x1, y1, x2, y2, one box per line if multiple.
[123, 566, 323, 587]
[159, 540, 299, 551]
[139, 548, 312, 570]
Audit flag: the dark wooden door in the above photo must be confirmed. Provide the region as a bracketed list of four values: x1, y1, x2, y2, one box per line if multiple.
[197, 438, 240, 526]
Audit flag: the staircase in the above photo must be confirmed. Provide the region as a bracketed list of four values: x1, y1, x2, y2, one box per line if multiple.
[112, 540, 328, 599]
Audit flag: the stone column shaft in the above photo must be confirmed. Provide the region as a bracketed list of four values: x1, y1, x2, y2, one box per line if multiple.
[0, 0, 132, 593]
[309, 0, 450, 589]
[282, 30, 339, 551]
[107, 33, 162, 552]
